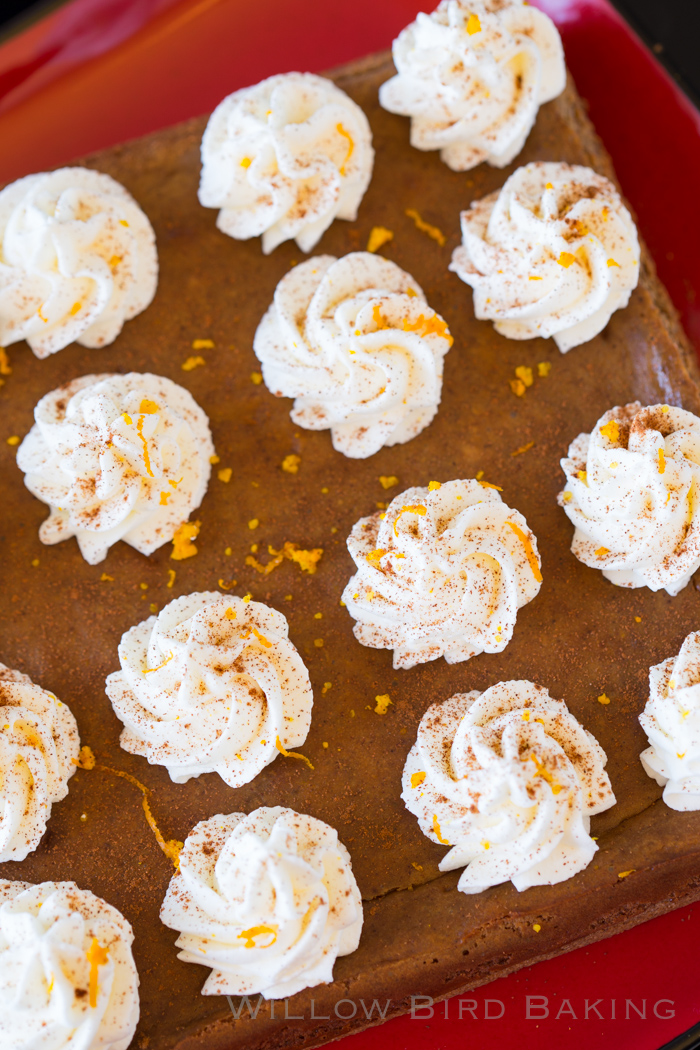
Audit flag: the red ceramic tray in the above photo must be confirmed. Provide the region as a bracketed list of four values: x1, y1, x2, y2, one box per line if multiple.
[1, 2, 699, 1048]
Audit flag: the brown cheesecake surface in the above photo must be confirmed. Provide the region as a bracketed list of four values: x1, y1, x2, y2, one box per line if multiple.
[1, 51, 700, 1050]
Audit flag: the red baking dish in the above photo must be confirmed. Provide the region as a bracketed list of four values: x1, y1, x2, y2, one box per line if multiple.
[1, 1, 699, 1047]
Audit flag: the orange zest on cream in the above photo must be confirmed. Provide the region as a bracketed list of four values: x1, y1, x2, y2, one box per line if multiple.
[658, 447, 666, 474]
[86, 938, 109, 1008]
[336, 123, 354, 175]
[237, 925, 277, 949]
[394, 504, 427, 536]
[432, 814, 450, 845]
[136, 415, 154, 478]
[411, 771, 426, 788]
[599, 419, 620, 442]
[143, 651, 174, 675]
[529, 752, 562, 794]
[504, 521, 542, 583]
[557, 251, 576, 268]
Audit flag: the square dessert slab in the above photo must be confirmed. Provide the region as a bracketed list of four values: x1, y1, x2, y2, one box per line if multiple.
[1, 51, 700, 1050]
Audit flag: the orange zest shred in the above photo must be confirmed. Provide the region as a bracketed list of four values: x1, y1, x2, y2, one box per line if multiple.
[139, 399, 159, 414]
[379, 475, 399, 489]
[75, 749, 182, 868]
[192, 338, 214, 350]
[366, 549, 387, 565]
[87, 939, 109, 1008]
[428, 480, 441, 490]
[136, 415, 154, 478]
[281, 454, 301, 474]
[504, 521, 542, 583]
[171, 520, 201, 560]
[595, 547, 609, 557]
[599, 419, 620, 442]
[478, 479, 503, 491]
[367, 226, 394, 253]
[374, 694, 392, 714]
[240, 156, 252, 168]
[246, 542, 323, 576]
[70, 302, 82, 316]
[515, 366, 534, 388]
[598, 693, 611, 705]
[529, 753, 562, 795]
[394, 504, 427, 537]
[432, 814, 450, 845]
[510, 378, 526, 397]
[402, 312, 453, 345]
[225, 607, 236, 620]
[617, 870, 635, 879]
[410, 771, 426, 788]
[405, 208, 446, 247]
[0, 348, 12, 377]
[511, 441, 535, 457]
[143, 651, 174, 674]
[218, 468, 233, 483]
[538, 362, 551, 377]
[182, 355, 205, 372]
[607, 258, 621, 268]
[237, 925, 277, 949]
[275, 735, 314, 770]
[658, 447, 666, 474]
[251, 627, 272, 649]
[558, 251, 576, 268]
[336, 123, 354, 175]
[466, 12, 481, 34]
[167, 569, 176, 588]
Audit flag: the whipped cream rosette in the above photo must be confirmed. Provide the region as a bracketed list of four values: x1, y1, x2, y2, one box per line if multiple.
[16, 372, 213, 565]
[379, 0, 565, 172]
[403, 681, 615, 893]
[106, 593, 313, 788]
[640, 631, 700, 810]
[450, 161, 639, 351]
[253, 252, 453, 458]
[0, 664, 79, 862]
[160, 807, 363, 998]
[0, 167, 157, 358]
[342, 479, 542, 669]
[199, 72, 374, 254]
[558, 402, 700, 594]
[0, 880, 139, 1050]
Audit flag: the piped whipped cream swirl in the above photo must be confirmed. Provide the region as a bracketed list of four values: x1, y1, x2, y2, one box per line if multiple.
[558, 402, 700, 594]
[160, 807, 363, 998]
[403, 681, 615, 893]
[640, 631, 700, 810]
[0, 664, 79, 863]
[254, 252, 453, 458]
[379, 0, 565, 172]
[0, 167, 157, 358]
[199, 72, 374, 254]
[0, 879, 139, 1050]
[342, 479, 542, 669]
[450, 161, 640, 351]
[17, 372, 213, 565]
[106, 593, 313, 788]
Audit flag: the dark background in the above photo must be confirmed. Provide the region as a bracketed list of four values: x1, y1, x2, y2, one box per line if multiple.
[1, 0, 700, 110]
